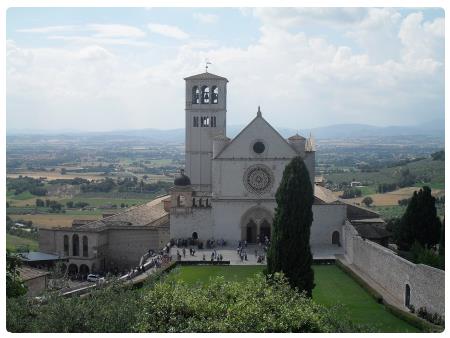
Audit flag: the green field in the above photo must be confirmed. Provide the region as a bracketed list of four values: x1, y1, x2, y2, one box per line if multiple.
[325, 159, 444, 189]
[6, 233, 39, 252]
[167, 265, 419, 333]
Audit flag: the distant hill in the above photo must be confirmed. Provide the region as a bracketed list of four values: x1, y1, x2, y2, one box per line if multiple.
[7, 119, 444, 142]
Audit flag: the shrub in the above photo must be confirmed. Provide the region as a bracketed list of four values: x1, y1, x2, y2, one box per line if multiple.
[7, 274, 367, 333]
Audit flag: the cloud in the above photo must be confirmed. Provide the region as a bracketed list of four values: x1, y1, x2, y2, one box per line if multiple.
[147, 23, 189, 40]
[17, 25, 79, 34]
[48, 35, 150, 47]
[193, 13, 219, 24]
[87, 24, 146, 38]
[6, 9, 444, 131]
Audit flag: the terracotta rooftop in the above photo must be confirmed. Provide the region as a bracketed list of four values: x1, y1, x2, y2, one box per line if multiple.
[18, 266, 50, 281]
[314, 185, 339, 204]
[76, 195, 170, 230]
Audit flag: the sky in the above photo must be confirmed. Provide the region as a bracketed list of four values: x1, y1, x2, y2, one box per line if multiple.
[6, 7, 445, 132]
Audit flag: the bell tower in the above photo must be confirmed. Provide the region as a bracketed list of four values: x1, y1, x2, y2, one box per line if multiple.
[184, 71, 228, 192]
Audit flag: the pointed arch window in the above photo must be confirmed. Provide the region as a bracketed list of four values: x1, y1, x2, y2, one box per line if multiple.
[72, 234, 79, 256]
[82, 236, 88, 257]
[211, 86, 218, 104]
[201, 86, 210, 104]
[63, 235, 69, 256]
[192, 86, 200, 104]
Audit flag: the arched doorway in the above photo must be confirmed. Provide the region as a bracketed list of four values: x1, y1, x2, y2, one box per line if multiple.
[68, 264, 78, 277]
[192, 232, 198, 240]
[79, 264, 89, 280]
[332, 231, 340, 246]
[241, 206, 273, 244]
[260, 220, 271, 242]
[405, 284, 411, 307]
[246, 220, 257, 243]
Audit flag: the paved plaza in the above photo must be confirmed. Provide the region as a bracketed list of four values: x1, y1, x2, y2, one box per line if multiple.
[169, 244, 344, 266]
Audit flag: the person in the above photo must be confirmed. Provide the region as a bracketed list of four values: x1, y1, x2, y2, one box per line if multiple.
[192, 248, 196, 256]
[202, 253, 206, 261]
[256, 235, 260, 243]
[244, 240, 247, 248]
[244, 252, 248, 261]
[182, 247, 186, 258]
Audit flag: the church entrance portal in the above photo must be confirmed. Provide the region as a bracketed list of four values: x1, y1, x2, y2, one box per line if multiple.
[241, 206, 273, 244]
[246, 220, 257, 243]
[259, 220, 271, 242]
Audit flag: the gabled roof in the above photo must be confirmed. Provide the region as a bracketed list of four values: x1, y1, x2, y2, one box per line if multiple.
[184, 72, 228, 82]
[314, 185, 339, 204]
[354, 223, 391, 239]
[215, 114, 298, 158]
[75, 195, 170, 230]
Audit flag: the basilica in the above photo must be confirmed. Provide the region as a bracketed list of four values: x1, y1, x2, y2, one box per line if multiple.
[169, 71, 355, 251]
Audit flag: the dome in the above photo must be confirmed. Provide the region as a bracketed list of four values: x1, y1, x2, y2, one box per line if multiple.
[288, 133, 306, 141]
[174, 169, 191, 186]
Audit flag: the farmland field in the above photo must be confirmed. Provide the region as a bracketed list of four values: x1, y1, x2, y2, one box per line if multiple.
[342, 187, 444, 206]
[9, 214, 101, 228]
[325, 159, 444, 189]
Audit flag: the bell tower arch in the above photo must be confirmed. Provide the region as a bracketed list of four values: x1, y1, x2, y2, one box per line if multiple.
[184, 71, 228, 192]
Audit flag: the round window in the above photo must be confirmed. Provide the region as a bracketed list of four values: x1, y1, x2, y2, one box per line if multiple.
[253, 141, 265, 154]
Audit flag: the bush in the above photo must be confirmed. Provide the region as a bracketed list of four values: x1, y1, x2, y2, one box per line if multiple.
[417, 307, 444, 326]
[362, 197, 373, 207]
[340, 188, 362, 199]
[7, 274, 367, 333]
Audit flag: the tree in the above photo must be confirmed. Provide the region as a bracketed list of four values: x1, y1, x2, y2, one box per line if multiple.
[36, 199, 45, 207]
[66, 201, 74, 208]
[6, 251, 27, 298]
[439, 218, 445, 258]
[267, 156, 315, 296]
[395, 186, 441, 251]
[362, 196, 373, 207]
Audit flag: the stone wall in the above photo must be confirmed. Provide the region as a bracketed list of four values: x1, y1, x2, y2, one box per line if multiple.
[24, 275, 48, 297]
[106, 228, 162, 270]
[343, 222, 445, 316]
[170, 208, 214, 240]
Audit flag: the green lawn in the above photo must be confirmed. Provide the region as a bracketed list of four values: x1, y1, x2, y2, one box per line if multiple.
[167, 265, 419, 333]
[6, 233, 39, 252]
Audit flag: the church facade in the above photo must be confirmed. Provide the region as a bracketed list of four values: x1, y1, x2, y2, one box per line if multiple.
[169, 72, 347, 249]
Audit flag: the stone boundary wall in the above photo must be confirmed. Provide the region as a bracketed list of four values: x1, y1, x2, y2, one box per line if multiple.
[342, 221, 444, 316]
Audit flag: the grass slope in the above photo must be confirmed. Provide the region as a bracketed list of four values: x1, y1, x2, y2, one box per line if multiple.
[6, 233, 38, 252]
[167, 265, 418, 333]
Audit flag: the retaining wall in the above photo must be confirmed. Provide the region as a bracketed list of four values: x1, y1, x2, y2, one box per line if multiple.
[343, 222, 444, 316]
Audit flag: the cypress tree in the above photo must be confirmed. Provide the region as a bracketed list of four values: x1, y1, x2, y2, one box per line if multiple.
[396, 186, 441, 251]
[267, 156, 315, 296]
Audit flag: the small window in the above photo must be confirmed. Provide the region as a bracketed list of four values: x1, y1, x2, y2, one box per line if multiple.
[211, 116, 216, 127]
[201, 116, 210, 127]
[253, 141, 265, 154]
[192, 86, 200, 104]
[212, 86, 218, 104]
[201, 86, 210, 104]
[193, 116, 199, 127]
